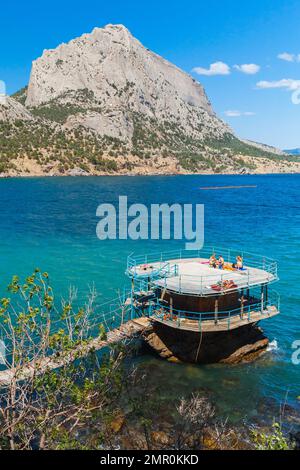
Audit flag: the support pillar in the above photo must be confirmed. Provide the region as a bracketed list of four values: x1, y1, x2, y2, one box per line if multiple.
[214, 297, 219, 324]
[131, 278, 135, 319]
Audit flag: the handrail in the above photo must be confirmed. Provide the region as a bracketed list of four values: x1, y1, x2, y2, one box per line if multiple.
[151, 290, 280, 330]
[126, 246, 278, 289]
[127, 245, 277, 265]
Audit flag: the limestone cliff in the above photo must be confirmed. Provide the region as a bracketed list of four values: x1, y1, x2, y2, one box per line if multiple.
[25, 24, 230, 142]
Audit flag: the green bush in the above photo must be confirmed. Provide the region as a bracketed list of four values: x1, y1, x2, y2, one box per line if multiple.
[251, 422, 293, 450]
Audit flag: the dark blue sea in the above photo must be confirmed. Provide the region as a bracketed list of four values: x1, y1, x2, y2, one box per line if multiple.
[0, 174, 299, 424]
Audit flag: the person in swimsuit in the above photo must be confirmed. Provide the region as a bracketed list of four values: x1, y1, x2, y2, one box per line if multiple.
[218, 255, 225, 269]
[236, 255, 243, 270]
[209, 253, 217, 268]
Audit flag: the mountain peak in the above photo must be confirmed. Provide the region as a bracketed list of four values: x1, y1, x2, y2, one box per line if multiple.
[25, 23, 225, 141]
[103, 23, 131, 32]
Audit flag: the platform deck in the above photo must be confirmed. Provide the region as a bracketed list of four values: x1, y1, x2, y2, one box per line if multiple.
[152, 305, 279, 332]
[133, 257, 276, 296]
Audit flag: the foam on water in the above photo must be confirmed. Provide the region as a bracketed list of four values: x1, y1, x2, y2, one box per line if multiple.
[267, 339, 279, 352]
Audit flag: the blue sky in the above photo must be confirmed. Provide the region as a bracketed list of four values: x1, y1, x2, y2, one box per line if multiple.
[1, 0, 300, 148]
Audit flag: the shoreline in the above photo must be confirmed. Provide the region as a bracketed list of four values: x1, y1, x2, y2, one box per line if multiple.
[1, 170, 300, 179]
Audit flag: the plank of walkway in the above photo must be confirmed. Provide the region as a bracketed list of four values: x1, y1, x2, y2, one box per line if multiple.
[0, 318, 152, 386]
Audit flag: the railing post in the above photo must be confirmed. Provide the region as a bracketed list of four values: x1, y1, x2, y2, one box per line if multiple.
[261, 285, 264, 314]
[131, 278, 135, 320]
[240, 289, 244, 319]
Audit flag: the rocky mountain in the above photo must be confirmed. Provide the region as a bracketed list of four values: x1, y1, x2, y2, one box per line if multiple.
[242, 139, 287, 156]
[1, 24, 299, 176]
[0, 96, 33, 121]
[25, 24, 230, 141]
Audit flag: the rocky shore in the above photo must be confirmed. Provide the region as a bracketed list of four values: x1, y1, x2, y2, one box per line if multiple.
[1, 154, 300, 178]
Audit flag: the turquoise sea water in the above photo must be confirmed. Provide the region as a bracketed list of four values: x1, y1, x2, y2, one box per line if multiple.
[0, 174, 299, 424]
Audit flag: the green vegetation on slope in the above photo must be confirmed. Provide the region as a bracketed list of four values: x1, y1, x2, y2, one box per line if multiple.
[0, 119, 120, 173]
[2, 86, 296, 175]
[11, 86, 28, 105]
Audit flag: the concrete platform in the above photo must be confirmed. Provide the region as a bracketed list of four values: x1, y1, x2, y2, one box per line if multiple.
[133, 257, 277, 296]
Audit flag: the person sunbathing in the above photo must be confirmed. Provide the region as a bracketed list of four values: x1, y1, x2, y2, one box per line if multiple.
[218, 255, 225, 269]
[209, 253, 217, 268]
[232, 255, 243, 270]
[224, 279, 236, 289]
[211, 279, 237, 291]
[236, 255, 243, 270]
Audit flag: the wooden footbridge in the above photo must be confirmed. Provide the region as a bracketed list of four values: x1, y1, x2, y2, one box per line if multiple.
[0, 317, 151, 386]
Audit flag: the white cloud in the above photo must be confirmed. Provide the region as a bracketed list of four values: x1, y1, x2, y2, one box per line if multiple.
[277, 52, 300, 62]
[224, 110, 256, 117]
[234, 63, 260, 74]
[0, 80, 6, 105]
[192, 61, 230, 76]
[256, 79, 300, 91]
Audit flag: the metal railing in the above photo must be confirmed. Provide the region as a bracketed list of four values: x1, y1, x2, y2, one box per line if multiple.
[126, 258, 179, 280]
[126, 246, 278, 295]
[150, 290, 280, 331]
